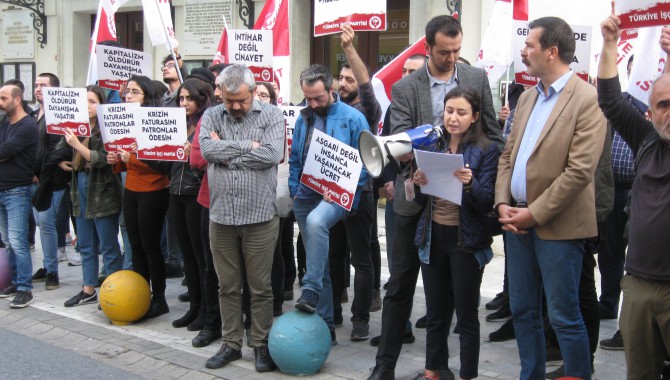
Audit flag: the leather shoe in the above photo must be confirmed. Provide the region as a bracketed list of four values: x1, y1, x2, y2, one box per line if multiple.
[254, 346, 276, 372]
[192, 329, 222, 348]
[488, 319, 515, 342]
[205, 344, 241, 369]
[368, 365, 394, 380]
[485, 292, 508, 310]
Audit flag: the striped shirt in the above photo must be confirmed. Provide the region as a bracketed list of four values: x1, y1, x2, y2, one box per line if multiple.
[199, 100, 284, 226]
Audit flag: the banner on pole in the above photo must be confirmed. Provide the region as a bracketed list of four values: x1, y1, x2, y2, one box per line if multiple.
[98, 103, 140, 152]
[227, 29, 274, 82]
[299, 129, 362, 211]
[142, 0, 179, 48]
[136, 107, 188, 161]
[96, 45, 152, 91]
[616, 0, 670, 30]
[314, 0, 387, 37]
[44, 88, 91, 137]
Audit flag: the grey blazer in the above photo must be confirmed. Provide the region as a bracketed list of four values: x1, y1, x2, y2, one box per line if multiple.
[388, 62, 504, 216]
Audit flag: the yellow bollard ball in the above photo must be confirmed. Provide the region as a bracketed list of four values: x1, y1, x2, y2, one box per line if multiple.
[99, 270, 152, 326]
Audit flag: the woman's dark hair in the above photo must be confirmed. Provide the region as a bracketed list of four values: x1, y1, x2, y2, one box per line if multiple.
[86, 85, 107, 106]
[177, 79, 213, 126]
[443, 87, 491, 150]
[127, 75, 162, 107]
[256, 81, 277, 105]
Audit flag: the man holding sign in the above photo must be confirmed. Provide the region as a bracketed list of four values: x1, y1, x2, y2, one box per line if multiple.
[289, 64, 369, 343]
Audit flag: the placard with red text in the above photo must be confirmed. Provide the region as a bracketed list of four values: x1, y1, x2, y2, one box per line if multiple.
[96, 45, 152, 91]
[616, 0, 670, 30]
[135, 107, 188, 161]
[227, 29, 274, 82]
[314, 0, 386, 37]
[98, 103, 140, 152]
[44, 88, 90, 136]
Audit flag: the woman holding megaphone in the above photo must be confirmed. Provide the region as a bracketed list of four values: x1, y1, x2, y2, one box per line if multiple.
[412, 87, 500, 380]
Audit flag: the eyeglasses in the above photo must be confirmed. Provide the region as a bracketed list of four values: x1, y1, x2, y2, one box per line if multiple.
[123, 89, 144, 96]
[162, 63, 176, 70]
[257, 93, 270, 100]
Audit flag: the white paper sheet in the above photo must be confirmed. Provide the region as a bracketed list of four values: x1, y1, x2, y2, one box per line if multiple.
[414, 150, 464, 206]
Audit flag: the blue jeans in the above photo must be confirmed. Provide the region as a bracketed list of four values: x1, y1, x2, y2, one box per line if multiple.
[75, 173, 123, 287]
[293, 197, 347, 329]
[0, 185, 33, 291]
[37, 188, 65, 274]
[506, 229, 591, 380]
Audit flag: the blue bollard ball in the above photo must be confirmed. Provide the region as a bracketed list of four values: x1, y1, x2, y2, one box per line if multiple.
[268, 310, 331, 375]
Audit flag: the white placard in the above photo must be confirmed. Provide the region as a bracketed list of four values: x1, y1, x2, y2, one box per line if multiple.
[98, 103, 140, 152]
[314, 0, 387, 37]
[280, 106, 303, 163]
[43, 88, 91, 137]
[96, 45, 152, 91]
[300, 129, 362, 211]
[136, 108, 188, 161]
[616, 0, 670, 30]
[2, 9, 34, 59]
[414, 150, 465, 206]
[227, 29, 274, 82]
[513, 21, 592, 86]
[183, 0, 233, 56]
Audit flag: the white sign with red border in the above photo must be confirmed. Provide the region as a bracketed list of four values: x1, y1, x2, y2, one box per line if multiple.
[513, 21, 592, 86]
[616, 0, 670, 30]
[300, 129, 362, 211]
[43, 88, 91, 136]
[280, 105, 303, 163]
[98, 103, 140, 152]
[96, 45, 152, 91]
[227, 29, 274, 82]
[135, 107, 188, 161]
[314, 0, 387, 37]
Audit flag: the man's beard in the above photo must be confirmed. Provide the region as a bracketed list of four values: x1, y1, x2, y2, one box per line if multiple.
[338, 88, 358, 104]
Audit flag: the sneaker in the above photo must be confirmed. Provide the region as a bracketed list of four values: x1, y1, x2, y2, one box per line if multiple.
[57, 247, 68, 262]
[485, 292, 508, 310]
[32, 268, 47, 282]
[486, 305, 512, 322]
[45, 272, 59, 290]
[546, 345, 563, 366]
[64, 290, 97, 307]
[351, 321, 369, 341]
[370, 289, 382, 312]
[0, 284, 17, 298]
[488, 319, 515, 342]
[9, 290, 33, 308]
[67, 250, 82, 266]
[205, 344, 242, 369]
[254, 346, 277, 372]
[599, 330, 623, 350]
[546, 364, 595, 379]
[415, 315, 428, 329]
[295, 289, 319, 314]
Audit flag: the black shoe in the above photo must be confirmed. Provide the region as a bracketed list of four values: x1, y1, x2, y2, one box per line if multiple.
[144, 298, 169, 319]
[181, 277, 187, 286]
[187, 316, 204, 331]
[382, 282, 389, 290]
[600, 330, 623, 350]
[32, 268, 47, 282]
[192, 329, 222, 348]
[453, 324, 460, 334]
[206, 344, 241, 369]
[45, 272, 59, 290]
[178, 291, 190, 302]
[488, 319, 515, 342]
[9, 290, 33, 308]
[165, 263, 183, 279]
[486, 305, 512, 322]
[367, 365, 394, 380]
[412, 369, 455, 380]
[273, 307, 283, 317]
[283, 289, 294, 301]
[351, 321, 370, 341]
[254, 346, 276, 372]
[330, 330, 337, 346]
[415, 315, 428, 329]
[295, 289, 319, 314]
[334, 313, 343, 327]
[0, 284, 17, 298]
[64, 290, 97, 307]
[172, 309, 198, 328]
[546, 345, 563, 366]
[370, 331, 415, 347]
[485, 292, 508, 310]
[546, 364, 595, 379]
[370, 289, 382, 312]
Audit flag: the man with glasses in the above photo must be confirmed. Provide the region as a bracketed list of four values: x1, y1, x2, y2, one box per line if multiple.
[289, 64, 370, 345]
[199, 64, 283, 373]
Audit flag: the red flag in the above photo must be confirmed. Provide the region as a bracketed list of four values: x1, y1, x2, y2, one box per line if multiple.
[87, 0, 129, 84]
[254, 0, 289, 56]
[212, 27, 228, 65]
[96, 6, 117, 43]
[513, 0, 529, 21]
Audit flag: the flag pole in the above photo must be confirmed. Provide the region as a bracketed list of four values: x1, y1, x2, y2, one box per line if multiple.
[86, 0, 104, 85]
[154, 0, 183, 83]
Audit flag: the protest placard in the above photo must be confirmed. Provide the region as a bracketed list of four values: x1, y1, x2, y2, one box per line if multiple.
[280, 105, 303, 163]
[227, 29, 273, 82]
[96, 45, 152, 91]
[314, 0, 386, 37]
[135, 107, 188, 161]
[300, 129, 362, 211]
[98, 103, 140, 152]
[43, 87, 90, 136]
[616, 0, 670, 30]
[513, 21, 592, 86]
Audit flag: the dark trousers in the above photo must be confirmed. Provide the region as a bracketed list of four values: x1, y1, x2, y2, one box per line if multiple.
[280, 213, 296, 290]
[56, 189, 70, 247]
[371, 198, 381, 290]
[296, 232, 306, 283]
[330, 191, 375, 323]
[271, 217, 290, 311]
[200, 207, 221, 330]
[169, 194, 203, 313]
[376, 213, 421, 369]
[598, 186, 629, 315]
[125, 188, 169, 298]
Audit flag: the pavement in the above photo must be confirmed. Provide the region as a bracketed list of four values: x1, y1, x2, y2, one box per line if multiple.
[0, 207, 626, 379]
